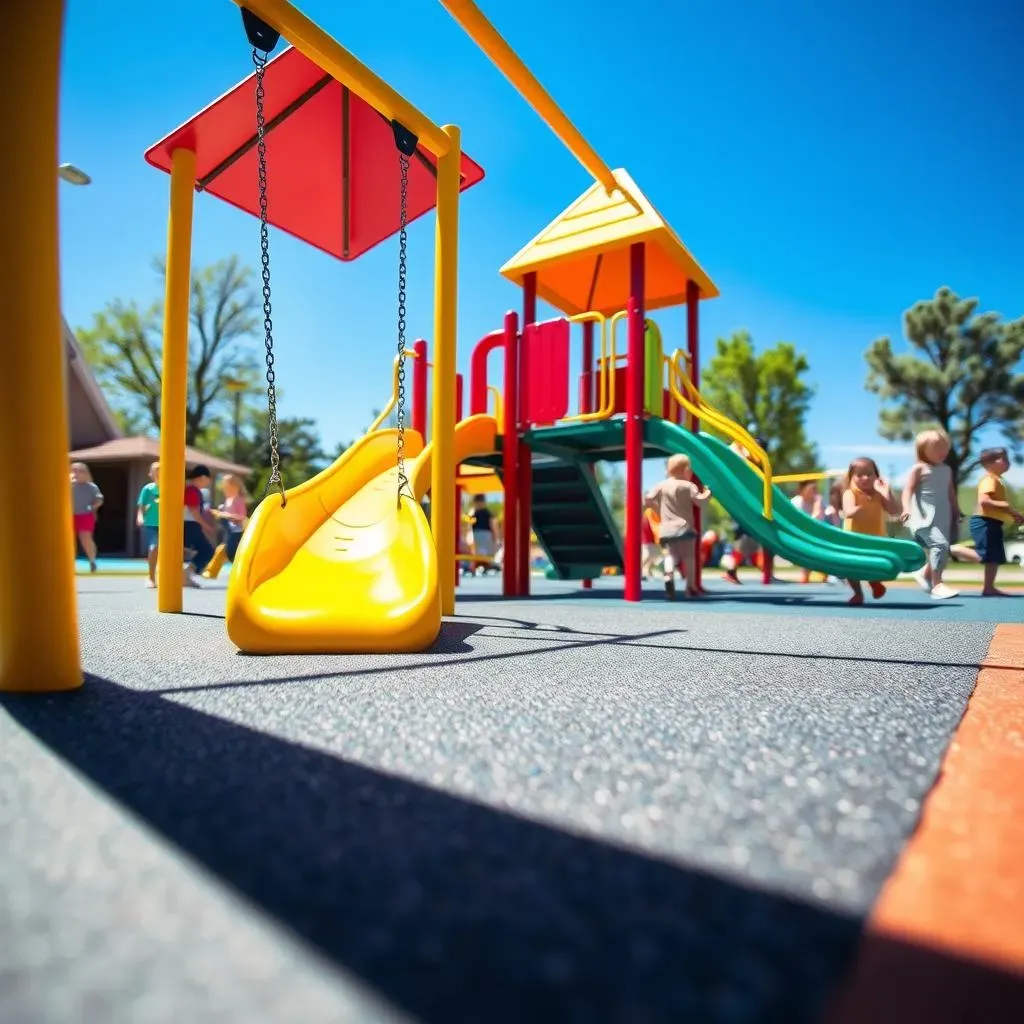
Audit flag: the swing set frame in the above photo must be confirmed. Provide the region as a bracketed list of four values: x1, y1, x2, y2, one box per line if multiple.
[0, 0, 464, 692]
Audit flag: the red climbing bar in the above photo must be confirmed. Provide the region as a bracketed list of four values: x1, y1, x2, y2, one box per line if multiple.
[581, 319, 595, 415]
[517, 272, 537, 597]
[469, 328, 504, 416]
[501, 310, 519, 598]
[412, 338, 428, 438]
[686, 280, 703, 591]
[624, 242, 646, 602]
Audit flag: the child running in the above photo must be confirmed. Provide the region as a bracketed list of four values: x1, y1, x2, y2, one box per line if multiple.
[70, 462, 103, 572]
[791, 479, 825, 584]
[901, 428, 960, 600]
[644, 454, 712, 600]
[641, 507, 661, 580]
[841, 457, 902, 605]
[212, 474, 249, 563]
[135, 461, 160, 588]
[969, 446, 1023, 597]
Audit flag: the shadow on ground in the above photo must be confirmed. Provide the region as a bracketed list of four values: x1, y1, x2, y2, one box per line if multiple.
[6, 679, 1023, 1022]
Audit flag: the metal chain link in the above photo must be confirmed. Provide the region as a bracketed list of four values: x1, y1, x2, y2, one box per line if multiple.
[394, 151, 411, 507]
[253, 49, 286, 505]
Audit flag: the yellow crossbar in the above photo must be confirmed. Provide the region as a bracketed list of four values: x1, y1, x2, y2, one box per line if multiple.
[231, 0, 451, 156]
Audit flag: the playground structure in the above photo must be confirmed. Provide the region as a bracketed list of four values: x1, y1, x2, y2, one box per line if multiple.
[0, 0, 926, 686]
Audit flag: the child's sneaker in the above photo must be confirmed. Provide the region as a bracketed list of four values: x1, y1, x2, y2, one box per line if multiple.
[913, 568, 931, 592]
[930, 582, 959, 600]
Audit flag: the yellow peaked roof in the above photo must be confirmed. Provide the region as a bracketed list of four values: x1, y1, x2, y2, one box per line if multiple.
[500, 168, 719, 317]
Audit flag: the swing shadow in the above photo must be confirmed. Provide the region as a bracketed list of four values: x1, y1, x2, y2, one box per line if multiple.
[7, 677, 1023, 1022]
[463, 588, 946, 612]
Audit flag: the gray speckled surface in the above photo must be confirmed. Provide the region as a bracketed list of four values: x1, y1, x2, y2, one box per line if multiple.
[0, 577, 994, 1023]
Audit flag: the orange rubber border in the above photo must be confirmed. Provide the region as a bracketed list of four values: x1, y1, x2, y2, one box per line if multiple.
[827, 623, 1024, 1021]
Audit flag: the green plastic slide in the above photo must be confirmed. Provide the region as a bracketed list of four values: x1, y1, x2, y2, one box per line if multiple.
[646, 419, 925, 581]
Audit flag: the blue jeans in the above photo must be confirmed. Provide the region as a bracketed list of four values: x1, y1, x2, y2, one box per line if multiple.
[225, 529, 242, 561]
[183, 521, 214, 573]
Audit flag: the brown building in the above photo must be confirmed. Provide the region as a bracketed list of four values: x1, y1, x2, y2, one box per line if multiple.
[65, 318, 250, 556]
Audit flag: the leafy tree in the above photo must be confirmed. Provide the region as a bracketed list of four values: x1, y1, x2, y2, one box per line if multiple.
[701, 331, 820, 474]
[78, 256, 262, 446]
[594, 462, 625, 529]
[865, 287, 1024, 486]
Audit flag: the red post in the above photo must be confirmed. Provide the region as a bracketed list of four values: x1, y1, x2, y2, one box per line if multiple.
[580, 321, 594, 590]
[624, 243, 646, 602]
[501, 310, 519, 598]
[412, 338, 428, 438]
[685, 280, 704, 591]
[517, 272, 537, 597]
[454, 484, 463, 589]
[581, 319, 595, 415]
[456, 373, 464, 421]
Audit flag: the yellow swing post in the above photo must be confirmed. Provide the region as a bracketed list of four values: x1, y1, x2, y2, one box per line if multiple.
[431, 125, 462, 617]
[156, 148, 197, 613]
[0, 0, 82, 692]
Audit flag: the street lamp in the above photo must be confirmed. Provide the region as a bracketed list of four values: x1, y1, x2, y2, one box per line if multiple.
[224, 378, 248, 464]
[58, 163, 92, 186]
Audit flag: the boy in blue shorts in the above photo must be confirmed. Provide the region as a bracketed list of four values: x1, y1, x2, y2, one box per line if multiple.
[969, 447, 1023, 597]
[136, 461, 160, 588]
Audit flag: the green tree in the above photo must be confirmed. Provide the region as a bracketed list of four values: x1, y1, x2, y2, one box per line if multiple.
[237, 416, 331, 502]
[594, 462, 625, 529]
[701, 331, 820, 474]
[78, 256, 262, 446]
[865, 287, 1024, 486]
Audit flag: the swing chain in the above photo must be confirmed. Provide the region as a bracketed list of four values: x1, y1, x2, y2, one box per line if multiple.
[253, 48, 286, 505]
[394, 151, 411, 507]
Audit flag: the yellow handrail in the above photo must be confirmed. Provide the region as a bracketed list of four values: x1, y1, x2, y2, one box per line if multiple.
[487, 384, 504, 430]
[773, 471, 843, 484]
[666, 351, 775, 520]
[563, 311, 614, 422]
[368, 348, 419, 433]
[662, 350, 691, 427]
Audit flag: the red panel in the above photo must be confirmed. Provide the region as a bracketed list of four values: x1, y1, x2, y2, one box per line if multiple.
[144, 47, 486, 262]
[523, 319, 570, 426]
[611, 367, 628, 416]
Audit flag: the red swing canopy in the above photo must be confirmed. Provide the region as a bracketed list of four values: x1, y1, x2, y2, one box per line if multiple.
[145, 46, 486, 261]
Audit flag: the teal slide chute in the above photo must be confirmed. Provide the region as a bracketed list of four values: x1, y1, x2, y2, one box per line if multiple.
[646, 419, 925, 581]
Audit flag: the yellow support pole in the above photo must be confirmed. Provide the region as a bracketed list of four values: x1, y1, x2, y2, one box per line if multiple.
[229, 0, 450, 157]
[438, 0, 619, 194]
[431, 125, 461, 617]
[0, 0, 82, 692]
[156, 148, 197, 613]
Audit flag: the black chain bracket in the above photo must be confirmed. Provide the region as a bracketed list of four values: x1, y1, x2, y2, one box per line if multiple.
[241, 8, 281, 53]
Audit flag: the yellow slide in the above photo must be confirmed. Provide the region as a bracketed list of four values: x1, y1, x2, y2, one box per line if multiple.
[226, 415, 498, 654]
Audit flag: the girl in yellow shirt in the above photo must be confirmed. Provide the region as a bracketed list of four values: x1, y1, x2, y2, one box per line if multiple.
[841, 457, 904, 605]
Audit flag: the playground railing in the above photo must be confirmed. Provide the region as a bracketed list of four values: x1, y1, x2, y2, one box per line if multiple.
[487, 384, 504, 430]
[667, 350, 775, 520]
[562, 311, 615, 422]
[368, 348, 419, 433]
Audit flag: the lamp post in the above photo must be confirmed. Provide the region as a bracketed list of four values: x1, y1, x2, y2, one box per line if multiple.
[58, 163, 92, 186]
[224, 377, 247, 464]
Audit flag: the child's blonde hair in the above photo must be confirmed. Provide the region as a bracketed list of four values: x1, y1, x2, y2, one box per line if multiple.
[70, 461, 93, 483]
[222, 473, 248, 500]
[667, 454, 691, 478]
[914, 428, 951, 463]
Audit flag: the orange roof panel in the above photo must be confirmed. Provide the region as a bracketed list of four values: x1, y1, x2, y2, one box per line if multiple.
[500, 168, 718, 315]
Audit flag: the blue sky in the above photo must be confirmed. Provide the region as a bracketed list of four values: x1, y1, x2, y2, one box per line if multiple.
[59, 0, 1024, 485]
